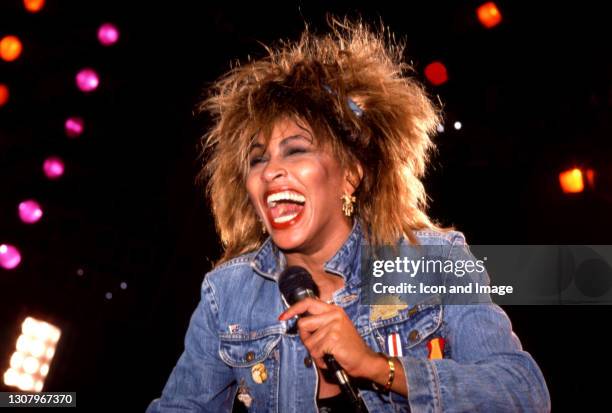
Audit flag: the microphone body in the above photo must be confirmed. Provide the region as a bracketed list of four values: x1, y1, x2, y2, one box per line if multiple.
[278, 266, 368, 413]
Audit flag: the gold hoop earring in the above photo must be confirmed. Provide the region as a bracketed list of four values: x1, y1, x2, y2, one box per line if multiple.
[341, 193, 356, 217]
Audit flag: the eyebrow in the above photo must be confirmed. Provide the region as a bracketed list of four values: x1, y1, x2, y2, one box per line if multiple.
[248, 134, 313, 154]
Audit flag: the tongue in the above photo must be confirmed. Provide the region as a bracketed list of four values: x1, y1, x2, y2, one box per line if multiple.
[270, 202, 304, 219]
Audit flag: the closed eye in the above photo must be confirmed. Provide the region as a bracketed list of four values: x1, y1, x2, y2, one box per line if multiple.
[286, 147, 307, 156]
[249, 156, 266, 167]
[248, 146, 309, 167]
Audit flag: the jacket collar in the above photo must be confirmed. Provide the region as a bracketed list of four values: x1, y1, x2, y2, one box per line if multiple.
[250, 220, 363, 289]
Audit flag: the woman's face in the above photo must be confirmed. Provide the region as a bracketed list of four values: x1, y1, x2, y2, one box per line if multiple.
[246, 118, 353, 254]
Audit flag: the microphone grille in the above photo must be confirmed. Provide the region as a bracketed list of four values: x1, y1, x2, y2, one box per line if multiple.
[278, 266, 319, 303]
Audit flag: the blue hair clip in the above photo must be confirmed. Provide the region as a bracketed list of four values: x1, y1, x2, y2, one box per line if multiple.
[347, 98, 364, 118]
[323, 85, 363, 118]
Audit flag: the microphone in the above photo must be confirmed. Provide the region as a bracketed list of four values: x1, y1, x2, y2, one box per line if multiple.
[278, 266, 368, 413]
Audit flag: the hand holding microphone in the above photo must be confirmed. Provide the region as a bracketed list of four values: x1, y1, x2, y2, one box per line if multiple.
[278, 296, 379, 379]
[278, 266, 379, 412]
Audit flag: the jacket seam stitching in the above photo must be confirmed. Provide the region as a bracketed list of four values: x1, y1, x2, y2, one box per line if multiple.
[430, 360, 443, 413]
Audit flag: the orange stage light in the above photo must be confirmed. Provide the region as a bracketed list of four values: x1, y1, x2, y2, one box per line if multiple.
[477, 2, 503, 29]
[23, 0, 45, 13]
[0, 36, 23, 62]
[559, 168, 584, 194]
[3, 317, 61, 392]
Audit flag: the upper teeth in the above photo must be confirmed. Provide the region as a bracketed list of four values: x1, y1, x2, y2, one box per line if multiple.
[267, 191, 306, 206]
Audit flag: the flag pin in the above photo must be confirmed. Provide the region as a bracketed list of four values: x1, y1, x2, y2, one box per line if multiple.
[387, 332, 403, 357]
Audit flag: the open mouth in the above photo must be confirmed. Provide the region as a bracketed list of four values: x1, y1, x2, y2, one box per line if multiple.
[265, 190, 306, 228]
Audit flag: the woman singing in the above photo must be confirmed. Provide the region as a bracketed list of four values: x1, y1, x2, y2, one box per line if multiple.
[147, 19, 550, 412]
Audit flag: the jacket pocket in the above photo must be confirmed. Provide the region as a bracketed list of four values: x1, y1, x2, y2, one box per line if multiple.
[218, 328, 282, 412]
[370, 296, 444, 357]
[218, 325, 283, 367]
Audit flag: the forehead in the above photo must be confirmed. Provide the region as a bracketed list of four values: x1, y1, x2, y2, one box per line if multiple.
[252, 117, 314, 145]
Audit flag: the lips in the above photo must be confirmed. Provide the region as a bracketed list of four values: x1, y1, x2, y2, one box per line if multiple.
[263, 188, 306, 230]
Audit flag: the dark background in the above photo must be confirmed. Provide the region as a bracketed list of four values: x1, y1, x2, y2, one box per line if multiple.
[1, 1, 610, 411]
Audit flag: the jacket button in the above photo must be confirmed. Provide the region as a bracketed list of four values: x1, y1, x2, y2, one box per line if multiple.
[408, 330, 420, 342]
[304, 356, 313, 368]
[245, 351, 255, 362]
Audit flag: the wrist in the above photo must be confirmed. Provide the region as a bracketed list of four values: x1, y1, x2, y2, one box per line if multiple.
[371, 353, 397, 393]
[358, 351, 389, 382]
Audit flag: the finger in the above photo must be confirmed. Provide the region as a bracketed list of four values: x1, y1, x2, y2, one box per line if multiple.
[296, 310, 336, 344]
[278, 297, 330, 320]
[310, 328, 341, 360]
[296, 311, 341, 334]
[302, 322, 335, 355]
[308, 325, 335, 372]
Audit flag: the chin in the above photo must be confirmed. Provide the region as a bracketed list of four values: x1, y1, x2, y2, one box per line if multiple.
[266, 208, 313, 251]
[270, 231, 309, 252]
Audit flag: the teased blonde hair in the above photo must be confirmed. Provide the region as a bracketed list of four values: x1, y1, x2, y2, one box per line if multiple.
[198, 18, 447, 264]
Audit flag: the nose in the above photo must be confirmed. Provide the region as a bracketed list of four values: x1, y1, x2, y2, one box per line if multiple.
[261, 156, 287, 182]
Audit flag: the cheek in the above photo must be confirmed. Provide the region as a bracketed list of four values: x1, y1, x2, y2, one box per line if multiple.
[295, 160, 330, 188]
[296, 160, 343, 205]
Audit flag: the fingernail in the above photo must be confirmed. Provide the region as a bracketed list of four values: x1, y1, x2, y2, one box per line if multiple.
[278, 312, 285, 321]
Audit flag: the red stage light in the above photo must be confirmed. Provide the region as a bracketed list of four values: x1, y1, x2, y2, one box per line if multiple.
[424, 61, 448, 86]
[477, 2, 503, 29]
[585, 169, 595, 188]
[0, 84, 9, 107]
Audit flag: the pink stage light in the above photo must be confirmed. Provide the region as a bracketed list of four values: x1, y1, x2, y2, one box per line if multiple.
[0, 244, 21, 270]
[64, 117, 84, 138]
[98, 23, 120, 46]
[18, 200, 43, 224]
[43, 157, 64, 180]
[76, 68, 99, 93]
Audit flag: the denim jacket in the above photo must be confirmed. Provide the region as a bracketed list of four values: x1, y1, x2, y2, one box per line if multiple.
[147, 221, 551, 412]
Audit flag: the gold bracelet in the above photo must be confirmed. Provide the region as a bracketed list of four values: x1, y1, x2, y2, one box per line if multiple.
[383, 355, 396, 392]
[373, 352, 396, 392]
